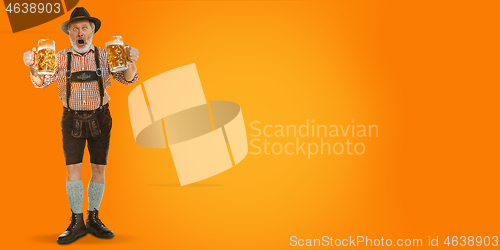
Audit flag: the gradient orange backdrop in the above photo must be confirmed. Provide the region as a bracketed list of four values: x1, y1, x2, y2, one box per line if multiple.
[1, 0, 499, 249]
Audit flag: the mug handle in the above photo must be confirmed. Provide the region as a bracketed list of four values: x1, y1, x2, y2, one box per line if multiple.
[124, 44, 130, 63]
[32, 47, 38, 67]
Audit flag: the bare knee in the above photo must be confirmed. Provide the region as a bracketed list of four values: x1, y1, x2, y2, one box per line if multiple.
[91, 163, 106, 175]
[90, 163, 106, 183]
[66, 163, 83, 181]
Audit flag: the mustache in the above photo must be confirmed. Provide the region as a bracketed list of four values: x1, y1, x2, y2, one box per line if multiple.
[71, 34, 93, 53]
[71, 35, 92, 43]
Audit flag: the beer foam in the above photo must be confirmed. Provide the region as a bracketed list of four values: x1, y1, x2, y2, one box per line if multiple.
[105, 40, 124, 47]
[38, 45, 55, 50]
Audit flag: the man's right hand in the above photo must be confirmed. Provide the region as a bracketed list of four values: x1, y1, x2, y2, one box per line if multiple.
[23, 47, 36, 67]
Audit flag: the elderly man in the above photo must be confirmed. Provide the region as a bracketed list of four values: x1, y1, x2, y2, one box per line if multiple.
[23, 7, 139, 244]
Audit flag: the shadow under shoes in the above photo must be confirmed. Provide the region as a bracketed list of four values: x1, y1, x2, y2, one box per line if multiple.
[57, 211, 87, 244]
[86, 209, 114, 238]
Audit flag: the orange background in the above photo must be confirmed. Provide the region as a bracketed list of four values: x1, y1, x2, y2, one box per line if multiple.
[1, 0, 499, 249]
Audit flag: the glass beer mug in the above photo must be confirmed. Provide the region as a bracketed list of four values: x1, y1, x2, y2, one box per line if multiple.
[37, 39, 56, 75]
[105, 36, 128, 72]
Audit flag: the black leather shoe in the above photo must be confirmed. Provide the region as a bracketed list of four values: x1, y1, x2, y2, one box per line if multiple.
[86, 209, 114, 238]
[57, 210, 87, 244]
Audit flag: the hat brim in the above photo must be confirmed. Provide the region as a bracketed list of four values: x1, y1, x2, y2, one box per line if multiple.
[61, 16, 101, 35]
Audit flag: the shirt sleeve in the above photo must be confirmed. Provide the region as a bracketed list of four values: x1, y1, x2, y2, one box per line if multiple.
[31, 72, 57, 89]
[111, 68, 139, 85]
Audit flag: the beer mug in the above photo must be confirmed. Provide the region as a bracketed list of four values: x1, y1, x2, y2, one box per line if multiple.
[105, 36, 128, 73]
[37, 39, 56, 75]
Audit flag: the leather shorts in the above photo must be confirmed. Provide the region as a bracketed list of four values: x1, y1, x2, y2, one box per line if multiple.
[61, 103, 112, 165]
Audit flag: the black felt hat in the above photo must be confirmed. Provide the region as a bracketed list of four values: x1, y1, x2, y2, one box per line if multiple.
[60, 7, 101, 35]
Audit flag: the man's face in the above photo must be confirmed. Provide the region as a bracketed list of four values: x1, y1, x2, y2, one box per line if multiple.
[69, 19, 94, 54]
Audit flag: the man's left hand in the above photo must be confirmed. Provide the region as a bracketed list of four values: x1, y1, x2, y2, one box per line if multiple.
[126, 46, 139, 63]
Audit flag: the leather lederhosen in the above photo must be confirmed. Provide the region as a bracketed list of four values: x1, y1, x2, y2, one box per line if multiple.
[65, 48, 105, 138]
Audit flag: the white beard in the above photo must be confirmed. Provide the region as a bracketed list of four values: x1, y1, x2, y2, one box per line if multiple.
[70, 35, 93, 54]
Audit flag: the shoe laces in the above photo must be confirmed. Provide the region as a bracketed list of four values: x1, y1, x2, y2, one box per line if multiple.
[66, 213, 77, 231]
[93, 209, 106, 227]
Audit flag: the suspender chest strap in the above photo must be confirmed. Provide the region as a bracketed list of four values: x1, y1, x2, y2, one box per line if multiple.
[66, 51, 71, 109]
[65, 47, 105, 111]
[94, 47, 104, 108]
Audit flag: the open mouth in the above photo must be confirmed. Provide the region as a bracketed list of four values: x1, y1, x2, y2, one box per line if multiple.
[77, 37, 86, 47]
